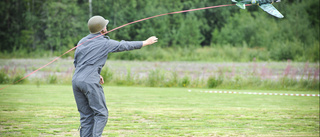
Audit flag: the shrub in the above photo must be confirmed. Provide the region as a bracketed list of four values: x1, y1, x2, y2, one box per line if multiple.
[0, 68, 9, 84]
[180, 76, 190, 87]
[100, 66, 113, 84]
[48, 74, 57, 84]
[0, 67, 26, 84]
[147, 69, 164, 87]
[125, 68, 134, 86]
[12, 72, 26, 84]
[112, 75, 128, 86]
[207, 75, 223, 88]
[164, 71, 179, 87]
[270, 40, 303, 61]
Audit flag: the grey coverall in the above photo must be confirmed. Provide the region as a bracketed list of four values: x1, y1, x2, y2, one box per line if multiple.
[72, 33, 142, 137]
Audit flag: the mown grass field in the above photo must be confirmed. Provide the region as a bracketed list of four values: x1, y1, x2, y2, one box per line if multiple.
[0, 85, 319, 136]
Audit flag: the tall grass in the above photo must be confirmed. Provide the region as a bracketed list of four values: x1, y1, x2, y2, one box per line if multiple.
[1, 61, 319, 91]
[108, 42, 318, 62]
[88, 63, 320, 91]
[2, 44, 318, 62]
[107, 46, 273, 62]
[0, 66, 26, 84]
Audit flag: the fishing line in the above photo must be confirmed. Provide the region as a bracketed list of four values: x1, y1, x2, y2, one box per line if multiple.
[0, 3, 248, 91]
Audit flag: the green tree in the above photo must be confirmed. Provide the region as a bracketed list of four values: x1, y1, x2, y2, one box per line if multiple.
[42, 1, 86, 54]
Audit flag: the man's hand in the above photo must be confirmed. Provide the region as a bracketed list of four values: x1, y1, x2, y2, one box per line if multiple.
[99, 75, 104, 84]
[142, 36, 158, 47]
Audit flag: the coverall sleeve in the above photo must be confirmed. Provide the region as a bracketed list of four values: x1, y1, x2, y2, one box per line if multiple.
[109, 40, 143, 53]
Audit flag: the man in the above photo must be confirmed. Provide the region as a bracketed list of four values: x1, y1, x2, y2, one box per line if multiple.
[72, 15, 158, 137]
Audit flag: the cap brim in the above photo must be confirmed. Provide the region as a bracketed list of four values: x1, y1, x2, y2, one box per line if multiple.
[105, 20, 109, 26]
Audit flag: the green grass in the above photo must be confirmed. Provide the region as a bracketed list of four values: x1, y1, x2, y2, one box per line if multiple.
[0, 85, 319, 136]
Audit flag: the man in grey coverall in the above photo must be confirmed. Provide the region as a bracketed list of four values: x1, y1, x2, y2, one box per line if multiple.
[72, 15, 158, 137]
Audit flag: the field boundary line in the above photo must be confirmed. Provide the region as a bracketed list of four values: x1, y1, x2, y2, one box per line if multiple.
[188, 90, 320, 97]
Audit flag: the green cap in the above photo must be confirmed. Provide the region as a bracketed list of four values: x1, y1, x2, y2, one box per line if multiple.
[88, 16, 109, 34]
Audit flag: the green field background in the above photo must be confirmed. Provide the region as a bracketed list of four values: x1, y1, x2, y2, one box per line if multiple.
[0, 85, 319, 136]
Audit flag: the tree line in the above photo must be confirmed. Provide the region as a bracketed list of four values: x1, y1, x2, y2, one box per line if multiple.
[0, 0, 319, 61]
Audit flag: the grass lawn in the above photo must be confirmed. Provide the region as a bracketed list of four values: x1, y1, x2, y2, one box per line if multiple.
[0, 85, 319, 136]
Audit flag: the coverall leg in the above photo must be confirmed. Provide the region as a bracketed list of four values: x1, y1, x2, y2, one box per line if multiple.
[73, 81, 108, 137]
